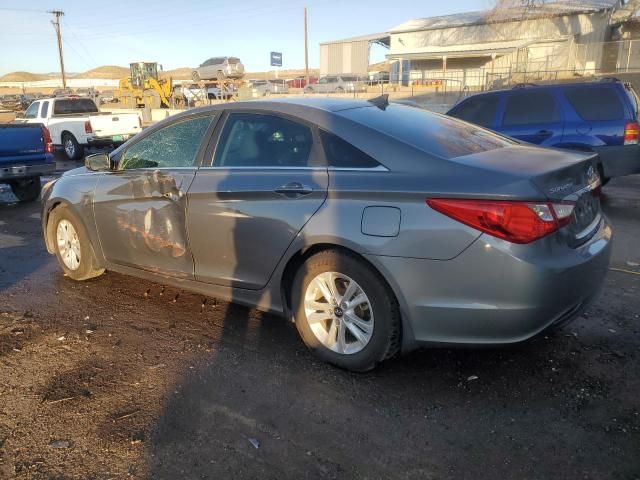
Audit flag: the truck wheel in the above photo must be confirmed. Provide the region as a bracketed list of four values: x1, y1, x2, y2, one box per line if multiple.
[48, 204, 104, 281]
[291, 249, 401, 372]
[216, 71, 226, 81]
[9, 176, 41, 202]
[62, 133, 83, 160]
[192, 71, 200, 82]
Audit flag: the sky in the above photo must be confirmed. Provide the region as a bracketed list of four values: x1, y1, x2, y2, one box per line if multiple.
[0, 0, 493, 76]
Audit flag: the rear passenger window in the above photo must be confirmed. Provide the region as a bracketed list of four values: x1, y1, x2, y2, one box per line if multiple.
[215, 113, 313, 168]
[40, 101, 49, 118]
[503, 91, 560, 126]
[448, 95, 498, 128]
[565, 87, 624, 121]
[320, 130, 381, 169]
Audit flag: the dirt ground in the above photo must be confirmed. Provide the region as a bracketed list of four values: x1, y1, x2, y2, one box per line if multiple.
[0, 159, 639, 479]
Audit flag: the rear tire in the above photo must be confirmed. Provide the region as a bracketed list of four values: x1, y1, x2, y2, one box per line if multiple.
[48, 205, 105, 281]
[62, 133, 83, 160]
[292, 249, 400, 372]
[192, 71, 201, 82]
[9, 176, 41, 202]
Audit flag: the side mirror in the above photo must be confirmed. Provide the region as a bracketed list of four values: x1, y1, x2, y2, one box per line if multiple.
[159, 64, 164, 71]
[85, 153, 111, 172]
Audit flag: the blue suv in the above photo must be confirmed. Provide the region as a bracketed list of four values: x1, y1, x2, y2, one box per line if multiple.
[447, 80, 640, 182]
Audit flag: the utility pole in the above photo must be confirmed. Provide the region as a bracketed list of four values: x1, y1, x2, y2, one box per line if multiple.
[49, 10, 66, 89]
[304, 6, 309, 86]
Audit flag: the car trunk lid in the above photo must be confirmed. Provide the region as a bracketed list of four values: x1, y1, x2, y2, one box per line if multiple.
[454, 145, 602, 246]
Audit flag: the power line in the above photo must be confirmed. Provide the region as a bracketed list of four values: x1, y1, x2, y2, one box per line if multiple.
[63, 19, 99, 67]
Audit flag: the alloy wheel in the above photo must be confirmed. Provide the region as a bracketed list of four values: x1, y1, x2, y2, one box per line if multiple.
[64, 138, 75, 158]
[56, 219, 81, 270]
[304, 272, 374, 354]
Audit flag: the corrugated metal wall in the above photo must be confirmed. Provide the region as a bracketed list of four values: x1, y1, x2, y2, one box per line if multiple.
[320, 40, 370, 75]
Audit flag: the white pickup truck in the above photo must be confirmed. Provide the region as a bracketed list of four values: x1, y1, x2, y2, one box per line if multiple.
[20, 97, 141, 160]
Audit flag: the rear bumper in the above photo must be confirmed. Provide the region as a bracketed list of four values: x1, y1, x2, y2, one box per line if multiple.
[366, 216, 612, 349]
[594, 144, 640, 178]
[0, 161, 55, 180]
[87, 135, 134, 148]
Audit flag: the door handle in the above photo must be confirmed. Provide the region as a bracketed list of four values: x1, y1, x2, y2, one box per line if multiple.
[536, 129, 553, 137]
[274, 182, 313, 198]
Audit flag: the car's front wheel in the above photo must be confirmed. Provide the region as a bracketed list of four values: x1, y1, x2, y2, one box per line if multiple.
[292, 249, 400, 371]
[48, 205, 104, 281]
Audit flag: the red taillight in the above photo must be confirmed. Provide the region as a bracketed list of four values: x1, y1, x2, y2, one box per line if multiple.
[426, 198, 575, 244]
[84, 120, 93, 133]
[624, 121, 639, 145]
[42, 127, 54, 154]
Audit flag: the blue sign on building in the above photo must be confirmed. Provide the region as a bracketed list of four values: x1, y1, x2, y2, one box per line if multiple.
[270, 52, 283, 67]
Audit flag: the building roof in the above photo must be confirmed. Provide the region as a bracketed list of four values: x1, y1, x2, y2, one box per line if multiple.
[386, 39, 545, 60]
[390, 0, 618, 33]
[320, 32, 390, 46]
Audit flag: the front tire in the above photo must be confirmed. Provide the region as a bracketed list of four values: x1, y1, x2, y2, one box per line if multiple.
[48, 205, 104, 281]
[62, 133, 83, 160]
[9, 176, 41, 202]
[292, 249, 400, 372]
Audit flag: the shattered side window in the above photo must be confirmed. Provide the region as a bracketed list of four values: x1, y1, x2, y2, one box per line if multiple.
[120, 116, 212, 170]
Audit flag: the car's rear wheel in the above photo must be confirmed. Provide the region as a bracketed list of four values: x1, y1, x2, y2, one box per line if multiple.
[9, 176, 41, 202]
[304, 87, 314, 94]
[335, 87, 345, 94]
[292, 249, 400, 372]
[62, 133, 83, 160]
[48, 205, 104, 281]
[192, 71, 201, 82]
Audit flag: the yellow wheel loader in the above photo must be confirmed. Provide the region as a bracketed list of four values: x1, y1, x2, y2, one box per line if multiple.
[116, 62, 185, 109]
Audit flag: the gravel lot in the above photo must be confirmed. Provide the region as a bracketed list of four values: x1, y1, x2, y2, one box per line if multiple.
[0, 156, 639, 479]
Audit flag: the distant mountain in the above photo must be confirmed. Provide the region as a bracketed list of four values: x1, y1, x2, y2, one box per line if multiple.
[0, 71, 52, 82]
[76, 66, 129, 79]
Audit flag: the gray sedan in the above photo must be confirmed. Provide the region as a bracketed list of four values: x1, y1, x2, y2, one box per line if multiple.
[41, 97, 612, 371]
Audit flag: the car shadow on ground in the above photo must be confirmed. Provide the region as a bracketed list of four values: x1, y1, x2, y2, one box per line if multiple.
[0, 199, 51, 294]
[144, 294, 637, 479]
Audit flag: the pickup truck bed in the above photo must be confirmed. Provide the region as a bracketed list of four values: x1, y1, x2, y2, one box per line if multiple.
[0, 123, 55, 202]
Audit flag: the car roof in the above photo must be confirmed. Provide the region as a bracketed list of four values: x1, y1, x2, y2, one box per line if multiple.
[479, 80, 625, 96]
[192, 97, 375, 114]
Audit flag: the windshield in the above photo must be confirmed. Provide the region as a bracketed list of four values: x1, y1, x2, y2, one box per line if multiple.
[339, 104, 514, 159]
[53, 98, 99, 115]
[228, 57, 240, 64]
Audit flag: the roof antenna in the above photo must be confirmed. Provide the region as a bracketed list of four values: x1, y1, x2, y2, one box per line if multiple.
[367, 94, 389, 110]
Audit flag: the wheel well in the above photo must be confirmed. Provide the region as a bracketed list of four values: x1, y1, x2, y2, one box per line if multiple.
[44, 201, 64, 253]
[280, 243, 398, 314]
[60, 130, 75, 142]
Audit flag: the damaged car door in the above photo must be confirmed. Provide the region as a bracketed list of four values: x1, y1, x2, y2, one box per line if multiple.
[93, 113, 215, 278]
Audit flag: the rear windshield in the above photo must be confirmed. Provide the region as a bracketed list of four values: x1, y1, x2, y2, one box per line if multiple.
[339, 104, 514, 159]
[564, 86, 625, 121]
[53, 98, 98, 115]
[228, 57, 240, 64]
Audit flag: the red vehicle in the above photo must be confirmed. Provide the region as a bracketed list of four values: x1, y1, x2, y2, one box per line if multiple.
[287, 76, 318, 88]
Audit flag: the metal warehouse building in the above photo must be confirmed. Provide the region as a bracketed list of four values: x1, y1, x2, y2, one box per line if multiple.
[320, 0, 640, 88]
